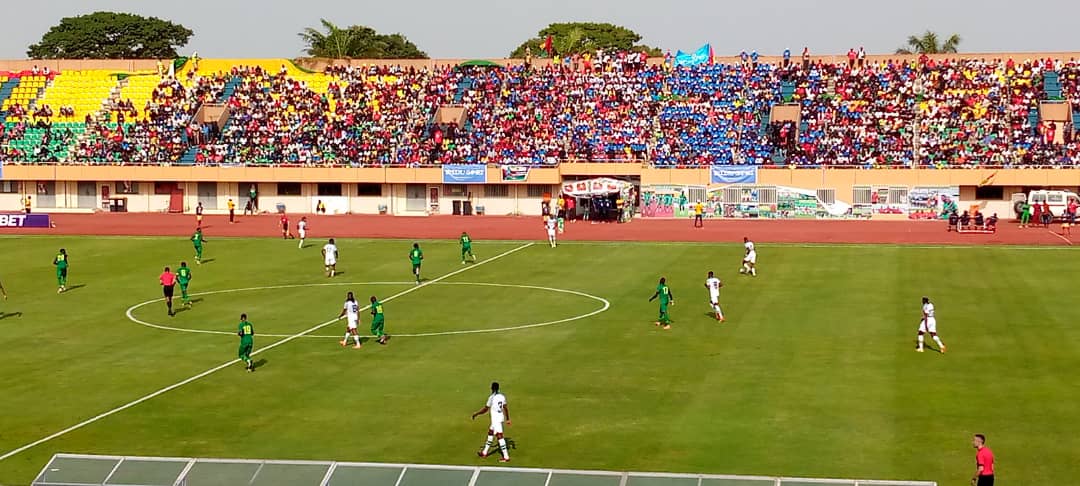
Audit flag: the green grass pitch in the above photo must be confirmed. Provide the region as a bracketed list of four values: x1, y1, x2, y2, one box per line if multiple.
[0, 236, 1077, 485]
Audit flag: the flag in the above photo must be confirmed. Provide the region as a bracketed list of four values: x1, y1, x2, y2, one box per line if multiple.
[977, 171, 998, 187]
[674, 44, 713, 67]
[540, 35, 553, 56]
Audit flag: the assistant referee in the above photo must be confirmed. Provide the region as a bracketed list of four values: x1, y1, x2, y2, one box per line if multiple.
[972, 434, 995, 486]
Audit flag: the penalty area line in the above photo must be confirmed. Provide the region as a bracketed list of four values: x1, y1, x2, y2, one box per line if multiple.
[0, 242, 534, 463]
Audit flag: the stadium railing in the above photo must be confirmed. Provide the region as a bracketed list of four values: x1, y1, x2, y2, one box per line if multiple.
[32, 453, 937, 486]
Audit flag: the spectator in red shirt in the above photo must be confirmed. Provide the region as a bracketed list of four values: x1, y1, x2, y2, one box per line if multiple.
[972, 434, 994, 486]
[280, 214, 294, 239]
[159, 267, 177, 316]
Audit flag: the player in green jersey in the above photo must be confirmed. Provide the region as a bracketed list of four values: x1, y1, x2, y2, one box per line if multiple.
[460, 232, 477, 264]
[648, 277, 675, 329]
[191, 228, 207, 264]
[176, 262, 193, 307]
[369, 295, 390, 344]
[53, 248, 69, 293]
[237, 313, 255, 372]
[409, 243, 424, 284]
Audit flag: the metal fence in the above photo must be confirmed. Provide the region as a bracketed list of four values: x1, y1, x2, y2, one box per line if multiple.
[32, 453, 937, 486]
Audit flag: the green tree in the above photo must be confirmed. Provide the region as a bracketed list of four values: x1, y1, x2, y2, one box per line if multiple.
[510, 22, 661, 58]
[895, 31, 962, 54]
[27, 12, 192, 59]
[298, 19, 427, 59]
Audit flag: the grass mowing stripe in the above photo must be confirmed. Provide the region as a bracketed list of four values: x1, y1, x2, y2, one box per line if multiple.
[0, 242, 534, 463]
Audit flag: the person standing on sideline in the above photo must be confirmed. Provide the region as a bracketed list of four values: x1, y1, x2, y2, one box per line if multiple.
[159, 266, 177, 316]
[693, 200, 704, 228]
[22, 195, 31, 214]
[227, 198, 236, 223]
[972, 434, 995, 486]
[248, 184, 259, 212]
[237, 313, 255, 372]
[649, 277, 675, 329]
[472, 381, 511, 462]
[280, 213, 294, 239]
[195, 202, 204, 229]
[53, 248, 69, 293]
[297, 217, 308, 248]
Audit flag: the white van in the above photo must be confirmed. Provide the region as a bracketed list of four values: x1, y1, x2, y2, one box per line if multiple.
[1012, 190, 1080, 219]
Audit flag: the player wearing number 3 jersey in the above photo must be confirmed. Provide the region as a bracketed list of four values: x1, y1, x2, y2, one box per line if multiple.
[472, 382, 511, 462]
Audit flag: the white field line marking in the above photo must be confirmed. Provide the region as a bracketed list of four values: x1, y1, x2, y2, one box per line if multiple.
[0, 243, 533, 463]
[1047, 229, 1074, 246]
[125, 282, 610, 338]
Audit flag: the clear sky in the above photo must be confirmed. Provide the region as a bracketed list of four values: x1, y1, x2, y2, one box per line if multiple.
[4, 0, 1079, 59]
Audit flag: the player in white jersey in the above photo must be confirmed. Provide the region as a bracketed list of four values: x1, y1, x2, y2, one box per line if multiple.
[916, 296, 946, 353]
[740, 237, 757, 276]
[704, 271, 724, 321]
[322, 238, 338, 278]
[545, 216, 557, 248]
[337, 291, 362, 348]
[297, 217, 308, 249]
[472, 381, 511, 462]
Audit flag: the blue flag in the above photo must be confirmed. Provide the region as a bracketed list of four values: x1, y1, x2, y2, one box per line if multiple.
[674, 44, 713, 67]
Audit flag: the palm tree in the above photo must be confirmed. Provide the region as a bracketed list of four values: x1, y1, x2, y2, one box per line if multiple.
[895, 31, 962, 55]
[298, 19, 355, 58]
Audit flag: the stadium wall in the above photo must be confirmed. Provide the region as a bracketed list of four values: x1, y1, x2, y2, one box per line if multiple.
[2, 166, 1077, 217]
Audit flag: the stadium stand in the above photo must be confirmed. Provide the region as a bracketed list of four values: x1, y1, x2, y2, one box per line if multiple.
[1, 54, 1079, 167]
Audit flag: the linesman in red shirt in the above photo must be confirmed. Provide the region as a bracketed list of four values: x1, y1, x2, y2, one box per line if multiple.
[159, 267, 177, 317]
[280, 214, 295, 240]
[972, 434, 995, 486]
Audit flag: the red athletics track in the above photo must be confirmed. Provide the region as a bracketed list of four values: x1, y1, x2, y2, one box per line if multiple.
[4, 213, 1075, 246]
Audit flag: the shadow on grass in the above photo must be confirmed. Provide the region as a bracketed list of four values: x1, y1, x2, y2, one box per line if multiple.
[63, 284, 86, 293]
[199, 258, 216, 265]
[0, 311, 23, 320]
[252, 359, 267, 370]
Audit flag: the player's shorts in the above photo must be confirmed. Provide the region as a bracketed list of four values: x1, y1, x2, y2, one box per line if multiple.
[196, 215, 203, 222]
[178, 280, 189, 289]
[412, 263, 421, 271]
[163, 285, 175, 298]
[919, 317, 937, 334]
[744, 251, 757, 264]
[489, 421, 504, 435]
[709, 294, 720, 306]
[325, 257, 336, 266]
[238, 342, 253, 359]
[547, 229, 556, 237]
[282, 223, 289, 231]
[347, 317, 359, 330]
[299, 229, 306, 239]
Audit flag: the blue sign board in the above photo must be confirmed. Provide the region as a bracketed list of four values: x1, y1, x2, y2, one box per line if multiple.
[710, 166, 758, 184]
[442, 164, 487, 184]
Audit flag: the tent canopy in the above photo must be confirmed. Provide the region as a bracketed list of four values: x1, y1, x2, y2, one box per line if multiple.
[561, 178, 631, 197]
[458, 59, 504, 68]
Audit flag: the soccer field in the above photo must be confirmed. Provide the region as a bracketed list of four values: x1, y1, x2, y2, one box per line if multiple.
[0, 236, 1077, 485]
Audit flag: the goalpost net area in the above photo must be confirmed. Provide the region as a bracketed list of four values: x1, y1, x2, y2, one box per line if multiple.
[32, 453, 938, 486]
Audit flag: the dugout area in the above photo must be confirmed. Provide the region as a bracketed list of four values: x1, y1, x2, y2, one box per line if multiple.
[33, 453, 936, 486]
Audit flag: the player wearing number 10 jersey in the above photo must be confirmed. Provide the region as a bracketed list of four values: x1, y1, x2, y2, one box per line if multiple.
[472, 381, 511, 462]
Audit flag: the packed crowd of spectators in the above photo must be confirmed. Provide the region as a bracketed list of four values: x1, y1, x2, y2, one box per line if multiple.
[3, 53, 1080, 166]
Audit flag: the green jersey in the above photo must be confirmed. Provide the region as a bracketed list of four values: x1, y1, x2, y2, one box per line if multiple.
[371, 300, 384, 318]
[177, 267, 192, 283]
[191, 232, 205, 246]
[54, 252, 68, 269]
[409, 248, 423, 265]
[238, 320, 254, 344]
[656, 283, 672, 304]
[460, 234, 472, 248]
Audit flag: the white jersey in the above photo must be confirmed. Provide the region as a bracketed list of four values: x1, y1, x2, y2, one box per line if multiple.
[344, 299, 360, 326]
[744, 241, 757, 264]
[486, 392, 507, 424]
[744, 240, 756, 253]
[705, 277, 721, 302]
[298, 220, 307, 236]
[323, 243, 338, 264]
[919, 302, 937, 333]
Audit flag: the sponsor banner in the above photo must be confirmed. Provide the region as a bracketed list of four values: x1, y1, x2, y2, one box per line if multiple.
[501, 165, 530, 182]
[710, 166, 757, 184]
[0, 213, 50, 228]
[561, 178, 628, 198]
[442, 164, 487, 184]
[908, 186, 960, 220]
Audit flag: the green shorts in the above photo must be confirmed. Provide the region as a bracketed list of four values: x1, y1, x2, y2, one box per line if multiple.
[238, 342, 253, 360]
[370, 316, 385, 336]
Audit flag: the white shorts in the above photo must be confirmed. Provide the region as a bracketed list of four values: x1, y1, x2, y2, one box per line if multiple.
[744, 251, 757, 264]
[547, 229, 556, 238]
[489, 421, 504, 435]
[299, 229, 306, 239]
[709, 293, 720, 306]
[325, 257, 336, 266]
[919, 317, 937, 334]
[347, 318, 358, 330]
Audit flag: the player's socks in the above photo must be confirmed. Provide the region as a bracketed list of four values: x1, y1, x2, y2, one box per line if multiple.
[750, 268, 756, 276]
[482, 437, 493, 455]
[933, 336, 945, 350]
[353, 335, 362, 346]
[498, 438, 509, 459]
[917, 334, 925, 351]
